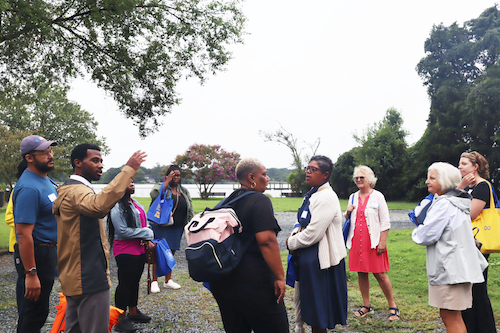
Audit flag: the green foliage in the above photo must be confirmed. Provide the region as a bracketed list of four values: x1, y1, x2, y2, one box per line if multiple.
[266, 168, 291, 182]
[286, 169, 310, 196]
[0, 0, 246, 135]
[331, 148, 358, 199]
[0, 125, 32, 189]
[352, 108, 409, 200]
[0, 82, 107, 182]
[174, 144, 240, 199]
[411, 5, 500, 199]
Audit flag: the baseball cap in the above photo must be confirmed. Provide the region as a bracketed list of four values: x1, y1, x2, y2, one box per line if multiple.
[20, 135, 58, 156]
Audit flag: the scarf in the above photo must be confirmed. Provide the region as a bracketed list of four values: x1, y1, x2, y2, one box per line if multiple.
[297, 182, 327, 228]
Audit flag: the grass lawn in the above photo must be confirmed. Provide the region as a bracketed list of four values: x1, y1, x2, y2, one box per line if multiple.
[1, 198, 500, 331]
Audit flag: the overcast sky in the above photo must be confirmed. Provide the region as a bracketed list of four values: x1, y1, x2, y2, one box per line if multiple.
[68, 0, 498, 171]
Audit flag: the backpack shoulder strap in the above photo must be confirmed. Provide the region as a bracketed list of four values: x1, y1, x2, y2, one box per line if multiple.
[214, 190, 256, 209]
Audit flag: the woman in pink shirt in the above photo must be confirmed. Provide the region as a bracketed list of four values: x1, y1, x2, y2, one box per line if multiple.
[108, 182, 155, 332]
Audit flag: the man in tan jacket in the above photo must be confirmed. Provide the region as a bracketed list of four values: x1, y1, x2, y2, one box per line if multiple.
[53, 143, 146, 333]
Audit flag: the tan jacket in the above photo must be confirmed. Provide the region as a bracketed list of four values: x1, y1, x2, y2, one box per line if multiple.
[53, 166, 136, 296]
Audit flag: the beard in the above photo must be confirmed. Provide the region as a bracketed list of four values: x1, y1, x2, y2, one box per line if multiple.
[34, 158, 55, 173]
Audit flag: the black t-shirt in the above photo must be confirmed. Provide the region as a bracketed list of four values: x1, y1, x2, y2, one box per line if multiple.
[467, 181, 493, 209]
[172, 193, 187, 226]
[218, 189, 281, 284]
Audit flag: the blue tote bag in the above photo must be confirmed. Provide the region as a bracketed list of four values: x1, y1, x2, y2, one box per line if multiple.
[154, 238, 176, 277]
[342, 195, 355, 243]
[146, 183, 174, 225]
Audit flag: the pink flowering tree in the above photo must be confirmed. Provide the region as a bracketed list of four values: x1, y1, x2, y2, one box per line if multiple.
[174, 144, 240, 199]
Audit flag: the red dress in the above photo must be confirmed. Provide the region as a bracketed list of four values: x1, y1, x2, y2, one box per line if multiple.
[348, 193, 390, 273]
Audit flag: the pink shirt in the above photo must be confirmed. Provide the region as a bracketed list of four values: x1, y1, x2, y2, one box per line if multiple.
[113, 201, 148, 256]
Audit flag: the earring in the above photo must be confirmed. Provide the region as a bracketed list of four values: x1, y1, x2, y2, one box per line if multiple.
[251, 182, 256, 189]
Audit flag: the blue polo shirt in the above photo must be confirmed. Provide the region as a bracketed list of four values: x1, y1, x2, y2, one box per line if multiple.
[13, 170, 58, 244]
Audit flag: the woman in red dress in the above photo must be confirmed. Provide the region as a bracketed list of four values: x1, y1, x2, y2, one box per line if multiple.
[344, 165, 399, 321]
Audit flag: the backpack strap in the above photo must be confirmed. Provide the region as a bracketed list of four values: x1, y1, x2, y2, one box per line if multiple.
[213, 190, 256, 209]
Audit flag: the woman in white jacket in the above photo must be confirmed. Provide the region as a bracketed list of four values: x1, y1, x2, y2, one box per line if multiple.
[345, 165, 399, 320]
[287, 155, 347, 333]
[412, 162, 487, 332]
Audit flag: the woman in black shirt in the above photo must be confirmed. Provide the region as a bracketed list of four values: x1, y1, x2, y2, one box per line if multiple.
[209, 158, 289, 333]
[458, 151, 496, 333]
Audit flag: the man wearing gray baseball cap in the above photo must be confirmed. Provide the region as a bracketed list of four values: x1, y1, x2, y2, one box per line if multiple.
[13, 135, 58, 333]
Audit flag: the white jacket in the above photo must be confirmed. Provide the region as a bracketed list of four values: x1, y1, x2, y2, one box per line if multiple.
[346, 189, 390, 249]
[287, 183, 347, 269]
[412, 190, 487, 285]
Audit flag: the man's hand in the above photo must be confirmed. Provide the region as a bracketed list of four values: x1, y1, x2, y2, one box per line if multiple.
[126, 151, 147, 170]
[25, 274, 41, 301]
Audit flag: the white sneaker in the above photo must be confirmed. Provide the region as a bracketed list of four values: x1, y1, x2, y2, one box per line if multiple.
[150, 281, 160, 293]
[164, 279, 181, 289]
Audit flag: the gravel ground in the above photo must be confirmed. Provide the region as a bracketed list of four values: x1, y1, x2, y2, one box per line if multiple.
[0, 211, 424, 333]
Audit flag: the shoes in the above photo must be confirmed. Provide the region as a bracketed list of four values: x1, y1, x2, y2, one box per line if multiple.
[354, 305, 374, 318]
[150, 281, 160, 293]
[128, 309, 151, 323]
[114, 316, 137, 332]
[164, 279, 181, 289]
[388, 307, 400, 321]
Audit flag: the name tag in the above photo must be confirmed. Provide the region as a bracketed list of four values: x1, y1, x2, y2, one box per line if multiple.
[370, 201, 379, 209]
[301, 210, 308, 219]
[48, 193, 57, 202]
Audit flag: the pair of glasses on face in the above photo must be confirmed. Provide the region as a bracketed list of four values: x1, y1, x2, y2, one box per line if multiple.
[354, 176, 365, 181]
[30, 149, 54, 157]
[304, 166, 320, 173]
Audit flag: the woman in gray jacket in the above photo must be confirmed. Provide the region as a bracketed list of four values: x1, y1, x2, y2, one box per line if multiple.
[108, 181, 155, 332]
[412, 162, 487, 332]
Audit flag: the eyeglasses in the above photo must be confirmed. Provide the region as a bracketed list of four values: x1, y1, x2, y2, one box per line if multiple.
[354, 176, 365, 181]
[172, 174, 181, 178]
[304, 166, 320, 173]
[30, 149, 54, 157]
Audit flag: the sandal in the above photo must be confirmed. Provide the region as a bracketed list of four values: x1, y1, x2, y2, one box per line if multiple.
[388, 307, 400, 321]
[354, 305, 374, 318]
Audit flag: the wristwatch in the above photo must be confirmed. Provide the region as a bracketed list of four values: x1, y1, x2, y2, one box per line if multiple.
[25, 267, 37, 275]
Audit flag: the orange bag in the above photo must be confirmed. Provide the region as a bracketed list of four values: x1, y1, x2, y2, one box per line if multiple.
[50, 293, 124, 333]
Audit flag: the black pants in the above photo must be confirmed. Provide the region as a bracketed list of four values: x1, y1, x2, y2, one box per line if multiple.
[114, 253, 146, 311]
[14, 243, 57, 333]
[462, 253, 496, 333]
[210, 280, 289, 333]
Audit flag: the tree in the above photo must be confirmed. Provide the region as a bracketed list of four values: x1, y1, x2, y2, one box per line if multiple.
[0, 125, 32, 190]
[174, 144, 239, 199]
[261, 125, 320, 195]
[330, 148, 358, 199]
[0, 82, 107, 178]
[412, 5, 500, 197]
[0, 0, 245, 135]
[352, 108, 409, 200]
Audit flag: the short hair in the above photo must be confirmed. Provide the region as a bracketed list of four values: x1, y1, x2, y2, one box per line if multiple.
[70, 143, 101, 169]
[460, 151, 490, 179]
[353, 165, 378, 188]
[428, 162, 461, 192]
[236, 158, 263, 182]
[309, 155, 334, 180]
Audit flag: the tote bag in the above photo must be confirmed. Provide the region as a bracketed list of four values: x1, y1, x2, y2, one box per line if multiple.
[342, 195, 355, 243]
[146, 183, 174, 225]
[473, 181, 500, 254]
[154, 238, 176, 277]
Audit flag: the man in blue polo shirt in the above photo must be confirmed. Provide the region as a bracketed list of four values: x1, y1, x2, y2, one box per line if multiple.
[13, 135, 58, 333]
